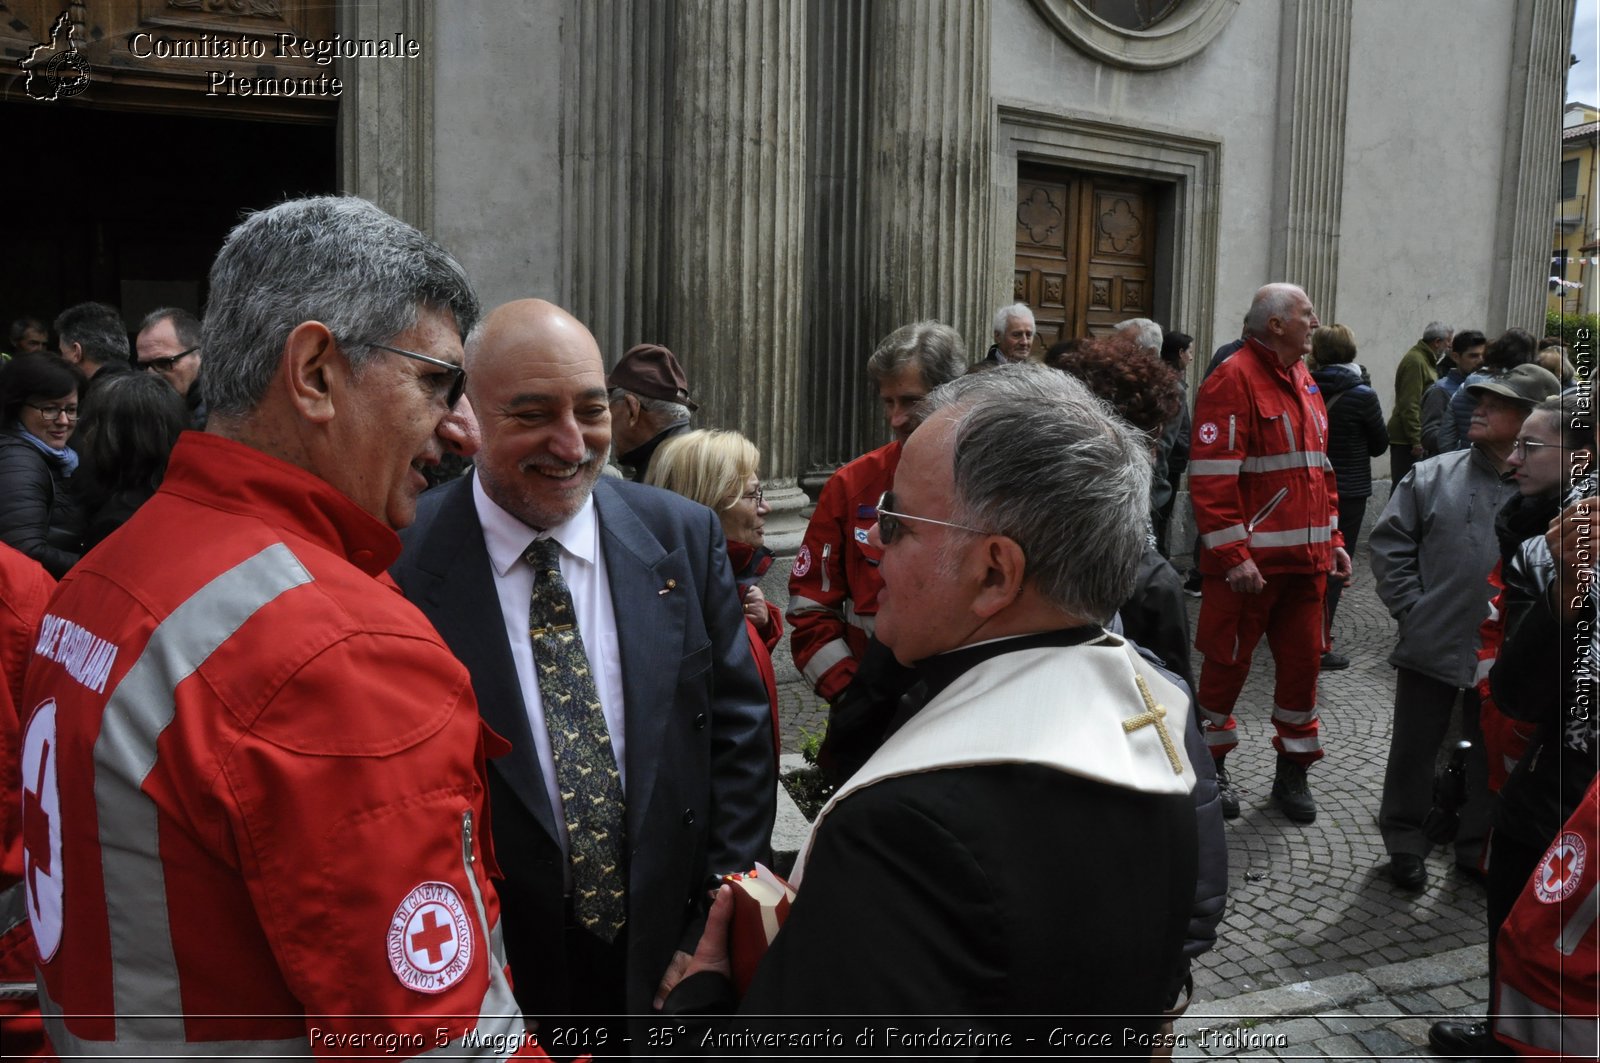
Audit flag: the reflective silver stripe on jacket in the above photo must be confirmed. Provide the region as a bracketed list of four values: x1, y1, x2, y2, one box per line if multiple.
[1496, 982, 1599, 1057]
[785, 593, 840, 621]
[842, 600, 876, 637]
[417, 810, 528, 1058]
[1271, 704, 1319, 727]
[1240, 451, 1326, 473]
[1558, 883, 1598, 956]
[1188, 459, 1242, 476]
[1200, 524, 1248, 549]
[1249, 525, 1334, 548]
[799, 639, 852, 686]
[93, 544, 312, 1042]
[40, 978, 312, 1058]
[0, 880, 26, 938]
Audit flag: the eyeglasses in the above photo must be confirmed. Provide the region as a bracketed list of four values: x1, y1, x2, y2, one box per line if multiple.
[740, 487, 765, 504]
[369, 343, 467, 408]
[140, 347, 198, 373]
[875, 491, 989, 545]
[1511, 437, 1561, 458]
[25, 401, 79, 422]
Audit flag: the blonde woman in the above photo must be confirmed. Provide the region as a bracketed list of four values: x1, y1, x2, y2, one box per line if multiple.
[646, 429, 780, 760]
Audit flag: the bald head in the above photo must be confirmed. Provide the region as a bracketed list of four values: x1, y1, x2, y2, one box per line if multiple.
[468, 299, 613, 530]
[1243, 283, 1319, 365]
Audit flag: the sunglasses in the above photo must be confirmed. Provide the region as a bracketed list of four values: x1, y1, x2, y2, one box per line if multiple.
[140, 347, 198, 373]
[370, 343, 467, 408]
[875, 491, 989, 545]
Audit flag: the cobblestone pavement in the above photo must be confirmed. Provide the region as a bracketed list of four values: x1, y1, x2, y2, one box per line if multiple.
[760, 546, 1498, 1060]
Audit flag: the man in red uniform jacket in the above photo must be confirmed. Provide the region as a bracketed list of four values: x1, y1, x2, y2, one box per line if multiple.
[1188, 283, 1349, 824]
[787, 321, 967, 780]
[19, 198, 542, 1059]
[1, 543, 52, 1057]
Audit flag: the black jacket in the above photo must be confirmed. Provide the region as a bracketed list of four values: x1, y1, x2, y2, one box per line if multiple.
[1310, 363, 1387, 500]
[1492, 474, 1599, 851]
[0, 429, 84, 578]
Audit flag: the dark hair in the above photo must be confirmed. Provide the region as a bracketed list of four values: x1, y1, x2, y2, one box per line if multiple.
[1046, 334, 1181, 437]
[75, 373, 188, 498]
[1483, 328, 1538, 372]
[53, 302, 130, 367]
[1451, 330, 1486, 355]
[0, 353, 86, 425]
[8, 317, 45, 346]
[1043, 337, 1082, 362]
[138, 307, 202, 350]
[1159, 331, 1193, 365]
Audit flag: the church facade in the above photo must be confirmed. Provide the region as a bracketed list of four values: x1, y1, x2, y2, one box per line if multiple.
[2, 0, 1574, 532]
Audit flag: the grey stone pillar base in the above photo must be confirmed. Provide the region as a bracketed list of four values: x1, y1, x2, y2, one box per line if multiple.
[761, 484, 811, 558]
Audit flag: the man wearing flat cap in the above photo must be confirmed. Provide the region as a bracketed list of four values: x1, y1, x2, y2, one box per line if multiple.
[608, 342, 697, 481]
[1371, 360, 1562, 892]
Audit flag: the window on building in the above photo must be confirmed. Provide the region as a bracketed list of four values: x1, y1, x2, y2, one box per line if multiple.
[1076, 0, 1186, 31]
[1561, 158, 1580, 200]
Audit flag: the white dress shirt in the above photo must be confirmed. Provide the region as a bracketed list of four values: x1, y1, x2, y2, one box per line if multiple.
[472, 476, 627, 870]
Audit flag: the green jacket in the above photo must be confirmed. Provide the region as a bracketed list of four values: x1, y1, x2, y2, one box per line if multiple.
[1386, 340, 1439, 447]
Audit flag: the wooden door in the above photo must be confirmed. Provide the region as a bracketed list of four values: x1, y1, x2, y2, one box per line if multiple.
[1015, 165, 1160, 347]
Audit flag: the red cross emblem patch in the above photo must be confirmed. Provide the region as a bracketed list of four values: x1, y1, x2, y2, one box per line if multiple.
[792, 545, 812, 579]
[1533, 831, 1585, 904]
[387, 881, 474, 993]
[1198, 421, 1219, 445]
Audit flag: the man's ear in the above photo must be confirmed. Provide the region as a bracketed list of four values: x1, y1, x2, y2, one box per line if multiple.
[280, 321, 341, 424]
[60, 342, 82, 365]
[971, 535, 1027, 619]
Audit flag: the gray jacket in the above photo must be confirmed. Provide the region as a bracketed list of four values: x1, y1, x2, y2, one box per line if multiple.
[1369, 446, 1517, 687]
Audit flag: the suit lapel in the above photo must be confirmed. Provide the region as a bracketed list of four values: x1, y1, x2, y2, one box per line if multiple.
[408, 475, 558, 843]
[594, 479, 685, 848]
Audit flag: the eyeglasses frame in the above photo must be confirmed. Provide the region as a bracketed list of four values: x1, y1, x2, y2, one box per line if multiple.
[875, 491, 990, 545]
[139, 347, 199, 374]
[368, 342, 467, 408]
[24, 401, 79, 422]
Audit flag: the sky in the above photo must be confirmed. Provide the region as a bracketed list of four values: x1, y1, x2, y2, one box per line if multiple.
[1574, 0, 1598, 105]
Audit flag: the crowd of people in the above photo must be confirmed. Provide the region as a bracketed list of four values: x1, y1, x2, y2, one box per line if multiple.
[0, 194, 1594, 1060]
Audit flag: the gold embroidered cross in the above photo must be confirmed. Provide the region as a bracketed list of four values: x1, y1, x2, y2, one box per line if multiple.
[1124, 674, 1184, 775]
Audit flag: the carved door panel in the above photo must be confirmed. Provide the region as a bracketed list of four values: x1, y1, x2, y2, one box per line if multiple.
[1014, 166, 1159, 345]
[1082, 178, 1157, 337]
[1014, 169, 1080, 355]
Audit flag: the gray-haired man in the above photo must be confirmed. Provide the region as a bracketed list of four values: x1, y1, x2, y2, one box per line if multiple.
[668, 363, 1198, 1037]
[23, 196, 534, 1057]
[985, 302, 1036, 364]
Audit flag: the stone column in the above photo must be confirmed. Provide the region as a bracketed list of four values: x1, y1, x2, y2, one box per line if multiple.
[668, 0, 808, 548]
[338, 0, 433, 231]
[1489, 0, 1573, 334]
[1270, 0, 1352, 320]
[864, 0, 993, 374]
[561, 0, 676, 360]
[800, 0, 874, 478]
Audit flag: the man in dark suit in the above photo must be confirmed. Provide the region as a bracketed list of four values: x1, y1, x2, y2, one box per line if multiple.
[665, 364, 1199, 1037]
[392, 299, 774, 1028]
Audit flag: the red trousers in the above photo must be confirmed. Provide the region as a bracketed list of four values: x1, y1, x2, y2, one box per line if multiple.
[1195, 572, 1327, 765]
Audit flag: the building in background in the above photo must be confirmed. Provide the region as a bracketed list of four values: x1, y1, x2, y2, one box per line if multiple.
[1, 0, 1576, 544]
[1553, 101, 1599, 317]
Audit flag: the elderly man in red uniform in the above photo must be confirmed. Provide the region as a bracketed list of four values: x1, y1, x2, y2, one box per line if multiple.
[18, 198, 542, 1059]
[1188, 283, 1349, 824]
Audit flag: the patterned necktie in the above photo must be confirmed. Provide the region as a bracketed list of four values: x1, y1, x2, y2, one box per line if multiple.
[524, 537, 626, 941]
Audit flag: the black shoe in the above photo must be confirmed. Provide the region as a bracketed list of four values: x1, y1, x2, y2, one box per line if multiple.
[1183, 570, 1203, 598]
[1320, 650, 1350, 670]
[1271, 756, 1317, 823]
[1427, 1019, 1501, 1058]
[1215, 761, 1241, 820]
[1388, 853, 1427, 890]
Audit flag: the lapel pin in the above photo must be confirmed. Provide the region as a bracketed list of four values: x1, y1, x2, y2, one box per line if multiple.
[659, 578, 678, 596]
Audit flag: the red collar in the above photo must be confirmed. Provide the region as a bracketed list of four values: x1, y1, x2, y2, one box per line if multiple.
[160, 433, 401, 576]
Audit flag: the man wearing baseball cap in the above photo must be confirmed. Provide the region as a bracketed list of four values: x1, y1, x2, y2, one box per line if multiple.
[1371, 359, 1562, 893]
[607, 342, 698, 480]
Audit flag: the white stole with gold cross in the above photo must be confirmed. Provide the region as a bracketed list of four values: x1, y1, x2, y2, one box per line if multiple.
[793, 632, 1195, 885]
